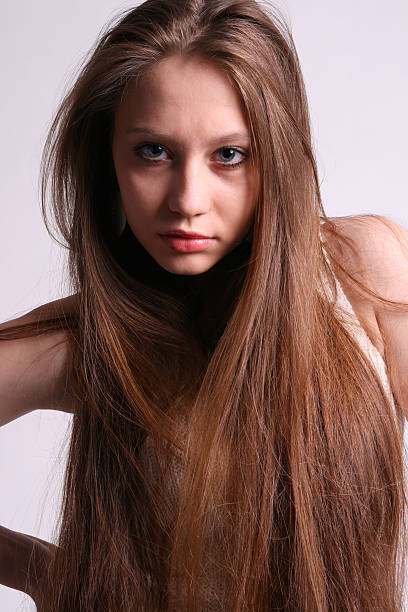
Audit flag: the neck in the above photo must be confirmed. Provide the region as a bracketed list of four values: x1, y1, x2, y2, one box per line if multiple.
[115, 223, 251, 303]
[113, 224, 251, 355]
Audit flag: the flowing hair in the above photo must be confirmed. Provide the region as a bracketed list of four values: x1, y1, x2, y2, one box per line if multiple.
[2, 0, 407, 609]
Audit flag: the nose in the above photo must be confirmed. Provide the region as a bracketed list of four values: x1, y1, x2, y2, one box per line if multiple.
[166, 157, 212, 218]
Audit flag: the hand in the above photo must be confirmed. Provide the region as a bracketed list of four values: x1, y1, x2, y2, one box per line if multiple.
[0, 524, 57, 606]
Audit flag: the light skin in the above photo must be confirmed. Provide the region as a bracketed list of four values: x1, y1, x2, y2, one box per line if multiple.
[2, 55, 408, 611]
[111, 54, 259, 277]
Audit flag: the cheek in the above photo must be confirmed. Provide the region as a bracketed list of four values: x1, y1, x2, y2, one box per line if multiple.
[222, 179, 257, 226]
[241, 173, 259, 224]
[119, 175, 164, 219]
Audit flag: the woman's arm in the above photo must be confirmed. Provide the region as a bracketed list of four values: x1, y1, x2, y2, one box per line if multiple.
[0, 295, 77, 427]
[0, 298, 76, 603]
[363, 218, 408, 421]
[0, 329, 73, 427]
[0, 524, 57, 606]
[323, 215, 408, 420]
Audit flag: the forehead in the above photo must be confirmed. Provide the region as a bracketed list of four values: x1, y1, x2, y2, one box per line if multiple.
[114, 55, 249, 137]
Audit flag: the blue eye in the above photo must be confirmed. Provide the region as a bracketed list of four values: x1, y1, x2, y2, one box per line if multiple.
[216, 147, 247, 168]
[135, 143, 168, 161]
[132, 142, 248, 169]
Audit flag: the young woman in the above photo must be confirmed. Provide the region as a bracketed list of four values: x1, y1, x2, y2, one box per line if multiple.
[1, 0, 407, 610]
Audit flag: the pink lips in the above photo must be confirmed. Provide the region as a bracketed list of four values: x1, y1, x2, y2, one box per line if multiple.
[159, 232, 214, 253]
[161, 229, 211, 239]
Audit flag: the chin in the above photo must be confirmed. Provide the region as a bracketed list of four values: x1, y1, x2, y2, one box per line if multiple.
[156, 256, 218, 276]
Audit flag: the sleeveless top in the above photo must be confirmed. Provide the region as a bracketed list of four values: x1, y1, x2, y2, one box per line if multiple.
[138, 246, 407, 610]
[321, 244, 406, 435]
[322, 246, 394, 400]
[322, 245, 408, 610]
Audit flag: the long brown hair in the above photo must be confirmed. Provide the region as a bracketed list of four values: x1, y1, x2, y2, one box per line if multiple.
[2, 1, 407, 609]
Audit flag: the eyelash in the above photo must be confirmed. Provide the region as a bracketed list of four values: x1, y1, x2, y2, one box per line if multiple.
[132, 142, 249, 169]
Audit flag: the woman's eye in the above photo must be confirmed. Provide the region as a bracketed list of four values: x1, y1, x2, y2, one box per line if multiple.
[215, 147, 248, 168]
[134, 143, 168, 162]
[133, 143, 248, 169]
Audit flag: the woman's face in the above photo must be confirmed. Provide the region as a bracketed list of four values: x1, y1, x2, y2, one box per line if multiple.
[112, 55, 259, 276]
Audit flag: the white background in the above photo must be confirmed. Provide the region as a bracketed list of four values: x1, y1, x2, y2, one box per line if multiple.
[1, 1, 407, 609]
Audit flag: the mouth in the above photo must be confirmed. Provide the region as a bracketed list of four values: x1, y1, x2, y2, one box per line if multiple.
[158, 233, 214, 253]
[160, 230, 212, 239]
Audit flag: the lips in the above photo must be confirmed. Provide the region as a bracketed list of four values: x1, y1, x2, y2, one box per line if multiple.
[159, 234, 214, 253]
[160, 230, 212, 239]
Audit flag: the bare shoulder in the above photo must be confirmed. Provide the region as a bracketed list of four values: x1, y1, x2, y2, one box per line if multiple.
[0, 294, 79, 426]
[321, 214, 408, 309]
[321, 214, 408, 419]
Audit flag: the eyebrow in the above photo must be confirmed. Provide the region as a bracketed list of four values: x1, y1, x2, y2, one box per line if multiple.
[126, 126, 250, 146]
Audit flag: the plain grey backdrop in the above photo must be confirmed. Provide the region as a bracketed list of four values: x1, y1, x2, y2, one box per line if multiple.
[1, 0, 407, 609]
